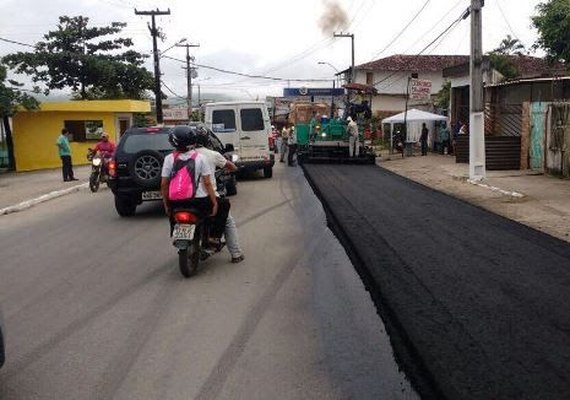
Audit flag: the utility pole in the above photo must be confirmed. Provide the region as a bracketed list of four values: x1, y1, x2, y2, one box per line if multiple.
[333, 32, 355, 83]
[176, 42, 200, 120]
[469, 0, 485, 180]
[135, 8, 170, 124]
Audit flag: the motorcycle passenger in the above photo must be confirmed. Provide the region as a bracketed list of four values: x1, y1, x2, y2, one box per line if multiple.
[160, 126, 218, 234]
[194, 128, 245, 263]
[93, 132, 116, 174]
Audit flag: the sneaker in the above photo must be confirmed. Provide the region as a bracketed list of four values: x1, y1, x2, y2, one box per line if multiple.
[231, 254, 245, 264]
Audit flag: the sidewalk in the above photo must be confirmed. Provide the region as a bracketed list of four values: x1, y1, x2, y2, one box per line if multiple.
[378, 150, 570, 243]
[0, 165, 91, 214]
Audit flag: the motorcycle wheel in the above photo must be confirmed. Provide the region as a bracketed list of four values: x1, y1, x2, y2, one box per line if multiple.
[178, 231, 201, 278]
[89, 171, 100, 192]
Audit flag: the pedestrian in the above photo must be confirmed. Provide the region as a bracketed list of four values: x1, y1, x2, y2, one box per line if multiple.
[194, 128, 245, 263]
[279, 125, 290, 162]
[420, 123, 429, 156]
[438, 124, 450, 154]
[56, 128, 78, 182]
[287, 126, 297, 166]
[347, 116, 359, 157]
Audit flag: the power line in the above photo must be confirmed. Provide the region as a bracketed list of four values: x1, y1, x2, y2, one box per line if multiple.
[496, 0, 521, 42]
[372, 6, 469, 88]
[161, 55, 331, 82]
[369, 0, 432, 61]
[0, 36, 35, 48]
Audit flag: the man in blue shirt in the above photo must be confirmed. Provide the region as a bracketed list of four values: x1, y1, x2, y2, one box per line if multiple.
[56, 128, 78, 182]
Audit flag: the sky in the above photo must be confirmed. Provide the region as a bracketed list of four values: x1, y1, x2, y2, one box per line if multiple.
[0, 0, 545, 103]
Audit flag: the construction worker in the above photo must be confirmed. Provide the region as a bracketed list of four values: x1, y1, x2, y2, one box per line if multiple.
[347, 116, 359, 157]
[280, 125, 291, 162]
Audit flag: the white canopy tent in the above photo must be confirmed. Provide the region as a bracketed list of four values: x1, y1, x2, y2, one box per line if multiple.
[382, 109, 448, 151]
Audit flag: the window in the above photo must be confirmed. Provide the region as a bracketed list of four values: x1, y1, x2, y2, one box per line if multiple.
[212, 110, 236, 132]
[366, 72, 374, 85]
[240, 108, 264, 131]
[122, 134, 171, 154]
[64, 120, 103, 142]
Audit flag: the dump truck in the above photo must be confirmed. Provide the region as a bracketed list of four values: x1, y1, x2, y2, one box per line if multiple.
[288, 101, 376, 164]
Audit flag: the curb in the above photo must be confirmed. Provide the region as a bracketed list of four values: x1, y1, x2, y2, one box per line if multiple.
[467, 179, 526, 199]
[0, 183, 89, 216]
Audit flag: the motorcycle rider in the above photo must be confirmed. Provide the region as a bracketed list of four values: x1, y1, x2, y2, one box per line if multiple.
[93, 132, 116, 175]
[194, 127, 245, 263]
[160, 126, 218, 233]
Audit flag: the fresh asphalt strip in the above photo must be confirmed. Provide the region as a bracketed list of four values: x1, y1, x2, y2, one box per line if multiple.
[302, 163, 570, 400]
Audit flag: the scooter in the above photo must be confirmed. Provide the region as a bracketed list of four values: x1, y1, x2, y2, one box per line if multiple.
[172, 169, 228, 278]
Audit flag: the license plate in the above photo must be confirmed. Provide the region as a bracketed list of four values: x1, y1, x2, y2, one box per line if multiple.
[142, 191, 162, 200]
[173, 224, 195, 240]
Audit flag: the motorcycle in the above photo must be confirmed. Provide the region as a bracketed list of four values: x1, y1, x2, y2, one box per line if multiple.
[87, 149, 110, 192]
[172, 168, 228, 278]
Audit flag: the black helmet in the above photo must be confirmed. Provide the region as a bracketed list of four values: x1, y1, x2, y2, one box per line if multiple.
[195, 125, 210, 147]
[168, 125, 197, 149]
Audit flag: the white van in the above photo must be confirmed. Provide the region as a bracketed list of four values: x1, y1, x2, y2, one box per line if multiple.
[204, 101, 274, 178]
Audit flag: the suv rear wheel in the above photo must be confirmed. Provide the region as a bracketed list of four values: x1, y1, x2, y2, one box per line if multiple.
[115, 195, 137, 217]
[263, 166, 273, 178]
[129, 150, 164, 189]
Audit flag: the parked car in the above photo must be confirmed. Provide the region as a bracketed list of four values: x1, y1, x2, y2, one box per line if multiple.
[0, 307, 5, 368]
[108, 124, 235, 217]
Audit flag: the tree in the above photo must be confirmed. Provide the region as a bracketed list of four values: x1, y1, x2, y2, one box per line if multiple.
[532, 0, 570, 64]
[3, 16, 153, 100]
[434, 80, 451, 111]
[487, 35, 526, 80]
[0, 63, 40, 170]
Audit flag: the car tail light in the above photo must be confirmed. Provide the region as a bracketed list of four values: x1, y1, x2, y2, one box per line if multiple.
[108, 160, 117, 177]
[174, 211, 198, 224]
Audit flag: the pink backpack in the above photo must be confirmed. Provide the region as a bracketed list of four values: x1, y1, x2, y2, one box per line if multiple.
[168, 151, 199, 201]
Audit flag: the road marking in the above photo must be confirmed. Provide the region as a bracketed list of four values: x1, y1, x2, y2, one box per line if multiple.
[467, 179, 526, 199]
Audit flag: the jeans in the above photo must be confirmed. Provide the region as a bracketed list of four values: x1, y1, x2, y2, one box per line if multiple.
[349, 136, 360, 157]
[421, 140, 428, 155]
[225, 213, 242, 258]
[60, 155, 75, 181]
[279, 139, 288, 162]
[287, 144, 297, 165]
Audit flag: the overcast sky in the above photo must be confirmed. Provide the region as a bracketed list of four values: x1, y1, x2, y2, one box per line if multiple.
[0, 0, 544, 102]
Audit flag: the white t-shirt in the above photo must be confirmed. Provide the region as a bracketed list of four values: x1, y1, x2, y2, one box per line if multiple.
[194, 147, 227, 196]
[161, 150, 212, 198]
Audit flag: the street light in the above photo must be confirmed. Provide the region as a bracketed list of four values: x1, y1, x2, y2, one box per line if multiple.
[159, 38, 187, 57]
[317, 61, 339, 73]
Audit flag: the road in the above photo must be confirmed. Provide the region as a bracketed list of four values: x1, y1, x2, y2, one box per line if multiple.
[0, 163, 418, 400]
[303, 163, 570, 400]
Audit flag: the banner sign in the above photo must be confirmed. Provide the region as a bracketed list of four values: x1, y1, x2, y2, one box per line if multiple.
[283, 87, 345, 97]
[409, 79, 432, 100]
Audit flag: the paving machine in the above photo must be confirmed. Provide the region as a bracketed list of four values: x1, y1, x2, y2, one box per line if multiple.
[291, 101, 376, 164]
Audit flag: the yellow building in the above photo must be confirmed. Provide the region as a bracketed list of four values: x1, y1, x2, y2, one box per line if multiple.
[12, 100, 150, 171]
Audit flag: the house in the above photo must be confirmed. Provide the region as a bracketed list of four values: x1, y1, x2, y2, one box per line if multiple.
[12, 99, 150, 171]
[343, 54, 470, 117]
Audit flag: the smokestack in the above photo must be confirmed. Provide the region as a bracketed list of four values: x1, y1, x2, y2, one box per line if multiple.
[319, 0, 348, 35]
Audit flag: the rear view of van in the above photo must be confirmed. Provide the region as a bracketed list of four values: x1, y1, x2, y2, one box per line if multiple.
[204, 101, 275, 178]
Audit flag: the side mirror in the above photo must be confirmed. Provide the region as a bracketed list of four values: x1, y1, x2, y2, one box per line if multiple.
[225, 143, 235, 152]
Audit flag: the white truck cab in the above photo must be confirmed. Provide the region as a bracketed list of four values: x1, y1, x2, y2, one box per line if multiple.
[204, 101, 274, 178]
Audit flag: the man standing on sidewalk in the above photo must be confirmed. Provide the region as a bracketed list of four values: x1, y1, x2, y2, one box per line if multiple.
[420, 123, 429, 156]
[56, 128, 78, 181]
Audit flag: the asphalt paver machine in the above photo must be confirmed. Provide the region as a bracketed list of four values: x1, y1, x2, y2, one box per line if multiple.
[291, 102, 376, 164]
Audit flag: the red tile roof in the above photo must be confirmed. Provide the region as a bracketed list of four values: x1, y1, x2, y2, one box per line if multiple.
[504, 55, 566, 77]
[356, 55, 470, 72]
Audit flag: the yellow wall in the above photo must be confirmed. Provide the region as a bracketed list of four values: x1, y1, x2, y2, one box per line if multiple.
[13, 111, 119, 171]
[12, 100, 151, 171]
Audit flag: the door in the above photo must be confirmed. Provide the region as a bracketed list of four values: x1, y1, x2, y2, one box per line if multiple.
[238, 107, 269, 160]
[530, 102, 546, 171]
[119, 118, 130, 137]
